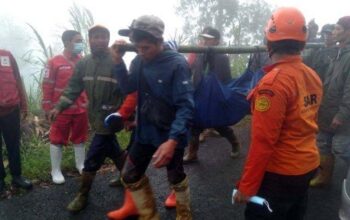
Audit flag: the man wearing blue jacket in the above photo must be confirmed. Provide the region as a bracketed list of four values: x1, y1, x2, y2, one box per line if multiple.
[107, 15, 194, 220]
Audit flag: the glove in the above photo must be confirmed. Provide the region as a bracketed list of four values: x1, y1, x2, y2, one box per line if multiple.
[104, 112, 124, 132]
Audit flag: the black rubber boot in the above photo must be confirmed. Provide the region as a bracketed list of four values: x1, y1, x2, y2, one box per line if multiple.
[11, 176, 33, 190]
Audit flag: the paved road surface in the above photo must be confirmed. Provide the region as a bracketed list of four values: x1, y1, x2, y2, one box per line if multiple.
[0, 121, 346, 220]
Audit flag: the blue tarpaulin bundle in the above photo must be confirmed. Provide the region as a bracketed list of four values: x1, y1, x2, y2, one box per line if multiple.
[193, 68, 264, 128]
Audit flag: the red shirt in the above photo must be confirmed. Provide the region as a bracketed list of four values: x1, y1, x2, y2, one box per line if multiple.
[42, 52, 87, 114]
[118, 92, 137, 119]
[0, 50, 27, 116]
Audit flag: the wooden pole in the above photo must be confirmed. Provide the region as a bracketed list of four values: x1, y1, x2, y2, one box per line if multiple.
[117, 43, 323, 54]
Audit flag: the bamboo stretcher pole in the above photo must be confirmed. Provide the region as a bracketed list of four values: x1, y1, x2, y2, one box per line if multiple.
[117, 43, 323, 54]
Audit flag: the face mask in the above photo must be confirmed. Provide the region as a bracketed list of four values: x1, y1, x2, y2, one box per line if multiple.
[72, 42, 84, 54]
[231, 189, 273, 213]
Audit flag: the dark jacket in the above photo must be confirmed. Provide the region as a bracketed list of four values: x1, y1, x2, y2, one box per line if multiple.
[113, 49, 194, 148]
[191, 53, 232, 88]
[56, 52, 124, 134]
[248, 52, 271, 73]
[308, 46, 339, 82]
[318, 44, 350, 131]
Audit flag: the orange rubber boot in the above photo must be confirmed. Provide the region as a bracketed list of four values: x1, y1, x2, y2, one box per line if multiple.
[164, 190, 176, 208]
[107, 190, 138, 220]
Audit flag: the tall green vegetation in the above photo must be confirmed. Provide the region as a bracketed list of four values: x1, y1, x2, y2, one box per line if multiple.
[23, 23, 54, 115]
[68, 3, 94, 55]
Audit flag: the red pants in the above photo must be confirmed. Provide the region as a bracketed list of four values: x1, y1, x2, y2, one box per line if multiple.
[49, 112, 88, 145]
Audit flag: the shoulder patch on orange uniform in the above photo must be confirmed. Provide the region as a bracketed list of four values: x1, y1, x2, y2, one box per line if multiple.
[258, 89, 275, 97]
[255, 96, 271, 112]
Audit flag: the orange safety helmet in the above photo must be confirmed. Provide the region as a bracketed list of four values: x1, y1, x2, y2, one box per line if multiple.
[265, 7, 307, 42]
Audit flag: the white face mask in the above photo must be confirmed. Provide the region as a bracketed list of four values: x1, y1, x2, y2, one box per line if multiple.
[72, 42, 84, 54]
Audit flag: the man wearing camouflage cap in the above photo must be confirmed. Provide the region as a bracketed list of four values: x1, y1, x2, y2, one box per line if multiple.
[311, 16, 350, 187]
[108, 15, 194, 220]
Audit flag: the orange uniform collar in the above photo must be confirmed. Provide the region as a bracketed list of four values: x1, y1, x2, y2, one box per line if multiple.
[263, 55, 302, 73]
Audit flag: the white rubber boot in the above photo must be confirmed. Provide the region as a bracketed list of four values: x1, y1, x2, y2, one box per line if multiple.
[74, 143, 85, 174]
[50, 144, 65, 184]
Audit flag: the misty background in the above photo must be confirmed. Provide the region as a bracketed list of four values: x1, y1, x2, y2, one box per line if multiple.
[0, 0, 347, 114]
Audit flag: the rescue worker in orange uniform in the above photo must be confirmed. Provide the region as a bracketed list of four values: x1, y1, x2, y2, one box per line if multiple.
[42, 30, 88, 184]
[233, 7, 323, 219]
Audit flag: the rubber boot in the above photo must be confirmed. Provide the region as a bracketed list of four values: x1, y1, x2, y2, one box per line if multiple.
[165, 190, 176, 208]
[50, 144, 65, 184]
[109, 176, 123, 187]
[221, 129, 240, 158]
[230, 139, 241, 158]
[127, 176, 160, 220]
[112, 151, 127, 172]
[183, 137, 199, 163]
[66, 171, 96, 213]
[199, 129, 208, 143]
[107, 190, 138, 220]
[206, 128, 220, 137]
[11, 176, 33, 190]
[172, 177, 192, 220]
[108, 151, 127, 188]
[73, 143, 85, 174]
[310, 154, 335, 187]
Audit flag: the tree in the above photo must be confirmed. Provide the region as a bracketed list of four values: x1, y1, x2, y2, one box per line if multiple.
[167, 28, 189, 47]
[229, 0, 273, 46]
[176, 0, 239, 45]
[228, 0, 273, 76]
[176, 0, 273, 77]
[176, 0, 272, 45]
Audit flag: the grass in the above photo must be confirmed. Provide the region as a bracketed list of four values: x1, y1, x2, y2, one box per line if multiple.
[21, 135, 51, 182]
[2, 68, 132, 185]
[2, 130, 131, 184]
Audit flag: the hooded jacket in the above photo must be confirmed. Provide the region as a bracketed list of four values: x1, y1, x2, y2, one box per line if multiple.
[113, 49, 194, 148]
